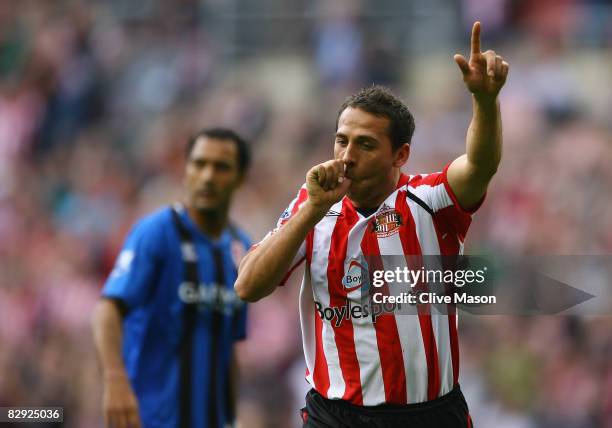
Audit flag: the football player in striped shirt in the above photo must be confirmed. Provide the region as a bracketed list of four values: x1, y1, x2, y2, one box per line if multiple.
[236, 21, 507, 427]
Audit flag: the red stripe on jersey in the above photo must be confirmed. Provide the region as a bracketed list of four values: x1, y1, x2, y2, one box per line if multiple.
[436, 206, 472, 242]
[396, 191, 441, 401]
[410, 172, 437, 187]
[327, 199, 363, 404]
[309, 202, 327, 393]
[418, 311, 441, 401]
[306, 229, 314, 265]
[361, 217, 407, 404]
[279, 186, 309, 226]
[397, 173, 410, 189]
[292, 187, 309, 214]
[431, 212, 461, 256]
[313, 305, 330, 394]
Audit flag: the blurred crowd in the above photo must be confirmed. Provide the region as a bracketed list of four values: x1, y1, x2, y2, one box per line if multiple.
[1, 0, 611, 427]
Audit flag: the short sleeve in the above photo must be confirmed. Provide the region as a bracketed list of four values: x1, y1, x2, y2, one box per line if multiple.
[407, 164, 485, 241]
[102, 215, 164, 310]
[251, 185, 309, 286]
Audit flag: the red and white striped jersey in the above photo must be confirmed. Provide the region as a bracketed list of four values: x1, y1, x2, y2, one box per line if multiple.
[260, 164, 482, 406]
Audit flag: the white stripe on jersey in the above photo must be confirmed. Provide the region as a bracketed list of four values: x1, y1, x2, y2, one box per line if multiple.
[344, 218, 385, 405]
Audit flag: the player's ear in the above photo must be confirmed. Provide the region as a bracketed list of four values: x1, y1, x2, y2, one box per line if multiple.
[392, 143, 410, 168]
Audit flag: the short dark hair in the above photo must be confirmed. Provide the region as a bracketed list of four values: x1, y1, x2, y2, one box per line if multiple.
[185, 127, 251, 175]
[336, 85, 415, 150]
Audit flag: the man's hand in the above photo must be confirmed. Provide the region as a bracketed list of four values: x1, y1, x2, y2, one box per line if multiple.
[305, 160, 351, 212]
[236, 159, 350, 302]
[447, 21, 506, 210]
[454, 22, 509, 102]
[102, 372, 142, 428]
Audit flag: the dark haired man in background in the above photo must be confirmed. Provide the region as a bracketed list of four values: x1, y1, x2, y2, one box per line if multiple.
[92, 128, 251, 428]
[235, 22, 508, 427]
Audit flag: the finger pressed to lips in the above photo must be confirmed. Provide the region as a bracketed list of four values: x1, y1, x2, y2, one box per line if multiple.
[329, 162, 342, 189]
[317, 160, 344, 190]
[334, 161, 344, 184]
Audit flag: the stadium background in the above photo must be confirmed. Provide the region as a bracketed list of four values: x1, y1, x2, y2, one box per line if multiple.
[1, 0, 611, 427]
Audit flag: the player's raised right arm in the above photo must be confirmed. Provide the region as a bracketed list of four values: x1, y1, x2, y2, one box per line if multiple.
[235, 160, 350, 302]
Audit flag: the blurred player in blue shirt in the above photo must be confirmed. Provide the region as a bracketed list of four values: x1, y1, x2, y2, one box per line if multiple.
[92, 128, 252, 428]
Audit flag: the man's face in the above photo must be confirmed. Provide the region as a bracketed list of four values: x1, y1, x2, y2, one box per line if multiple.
[334, 107, 407, 203]
[184, 137, 242, 214]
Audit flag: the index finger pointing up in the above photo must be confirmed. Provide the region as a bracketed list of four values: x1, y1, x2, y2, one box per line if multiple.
[471, 21, 481, 56]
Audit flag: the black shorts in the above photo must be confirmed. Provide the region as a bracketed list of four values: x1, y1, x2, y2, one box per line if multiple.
[301, 385, 473, 428]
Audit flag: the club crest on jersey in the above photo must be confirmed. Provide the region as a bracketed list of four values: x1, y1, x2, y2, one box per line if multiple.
[372, 204, 402, 237]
